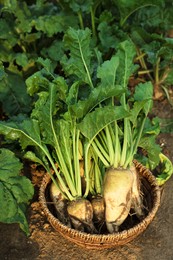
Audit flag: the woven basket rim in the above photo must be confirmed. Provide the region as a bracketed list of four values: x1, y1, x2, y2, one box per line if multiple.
[39, 161, 161, 248]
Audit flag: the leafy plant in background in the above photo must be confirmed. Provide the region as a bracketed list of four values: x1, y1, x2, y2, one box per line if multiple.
[0, 0, 78, 116]
[1, 0, 173, 117]
[126, 1, 173, 100]
[0, 148, 34, 235]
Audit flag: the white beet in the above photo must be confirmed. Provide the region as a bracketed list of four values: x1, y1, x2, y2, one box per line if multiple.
[103, 167, 134, 233]
[67, 198, 97, 233]
[91, 196, 105, 223]
[50, 181, 71, 226]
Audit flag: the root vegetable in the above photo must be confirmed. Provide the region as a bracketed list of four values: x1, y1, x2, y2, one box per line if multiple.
[103, 167, 134, 233]
[79, 160, 86, 193]
[91, 196, 105, 223]
[131, 165, 144, 219]
[67, 198, 97, 233]
[50, 181, 71, 227]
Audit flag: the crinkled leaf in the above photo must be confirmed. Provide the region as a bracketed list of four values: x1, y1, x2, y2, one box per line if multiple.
[0, 71, 32, 116]
[41, 40, 64, 62]
[0, 19, 15, 40]
[3, 176, 34, 204]
[139, 135, 161, 169]
[37, 57, 55, 74]
[61, 27, 93, 87]
[0, 149, 23, 179]
[156, 153, 173, 185]
[26, 71, 50, 96]
[66, 81, 80, 106]
[69, 56, 125, 119]
[143, 117, 160, 135]
[0, 118, 43, 149]
[133, 82, 153, 115]
[129, 100, 149, 127]
[70, 83, 124, 119]
[116, 40, 137, 89]
[31, 83, 58, 147]
[15, 53, 28, 67]
[159, 118, 173, 133]
[54, 76, 68, 102]
[0, 184, 31, 235]
[24, 151, 45, 166]
[0, 148, 34, 235]
[32, 13, 78, 37]
[98, 22, 127, 52]
[114, 0, 163, 26]
[54, 119, 73, 170]
[78, 106, 130, 140]
[0, 117, 50, 175]
[97, 56, 119, 87]
[63, 0, 94, 13]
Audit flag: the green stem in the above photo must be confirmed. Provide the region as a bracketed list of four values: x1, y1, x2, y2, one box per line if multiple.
[35, 141, 75, 200]
[120, 4, 157, 27]
[90, 7, 96, 38]
[138, 69, 153, 75]
[120, 118, 128, 167]
[92, 141, 109, 167]
[84, 142, 91, 197]
[77, 11, 84, 29]
[120, 94, 128, 167]
[123, 122, 133, 168]
[78, 37, 94, 88]
[155, 58, 160, 85]
[113, 121, 121, 168]
[89, 158, 95, 195]
[49, 89, 77, 197]
[132, 117, 146, 158]
[105, 125, 114, 165]
[39, 149, 73, 200]
[93, 156, 102, 194]
[99, 130, 109, 153]
[47, 156, 74, 201]
[74, 129, 82, 197]
[136, 48, 153, 81]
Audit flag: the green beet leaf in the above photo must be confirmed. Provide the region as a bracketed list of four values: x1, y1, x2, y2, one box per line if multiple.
[156, 153, 173, 186]
[0, 148, 34, 235]
[78, 106, 130, 141]
[61, 27, 93, 87]
[114, 0, 163, 26]
[0, 66, 32, 116]
[69, 56, 125, 119]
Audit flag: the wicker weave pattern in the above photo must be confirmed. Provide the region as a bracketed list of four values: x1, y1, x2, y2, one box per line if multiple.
[39, 161, 161, 249]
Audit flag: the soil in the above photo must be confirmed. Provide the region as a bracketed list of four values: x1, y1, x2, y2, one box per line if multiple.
[1, 97, 173, 260]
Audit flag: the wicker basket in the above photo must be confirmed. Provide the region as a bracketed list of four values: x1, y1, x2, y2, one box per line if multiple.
[39, 161, 161, 249]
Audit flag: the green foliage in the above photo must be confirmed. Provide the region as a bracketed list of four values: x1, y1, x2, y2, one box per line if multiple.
[0, 63, 32, 116]
[156, 153, 173, 185]
[114, 0, 163, 26]
[159, 118, 173, 133]
[62, 28, 93, 87]
[0, 148, 34, 235]
[0, 2, 173, 231]
[1, 0, 173, 116]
